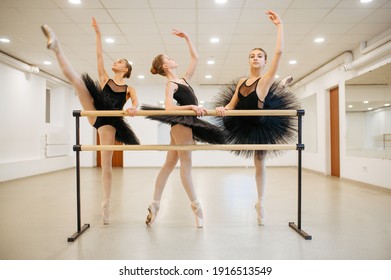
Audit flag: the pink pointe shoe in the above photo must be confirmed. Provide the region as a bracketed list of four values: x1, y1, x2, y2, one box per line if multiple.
[255, 202, 265, 226]
[41, 24, 59, 51]
[101, 201, 110, 225]
[191, 200, 204, 228]
[145, 201, 160, 226]
[279, 76, 293, 87]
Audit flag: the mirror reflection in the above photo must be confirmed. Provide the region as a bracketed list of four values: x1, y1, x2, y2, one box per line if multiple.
[345, 63, 391, 159]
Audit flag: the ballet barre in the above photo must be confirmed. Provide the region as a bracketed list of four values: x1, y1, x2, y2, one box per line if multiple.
[79, 109, 299, 117]
[67, 109, 311, 242]
[74, 144, 299, 152]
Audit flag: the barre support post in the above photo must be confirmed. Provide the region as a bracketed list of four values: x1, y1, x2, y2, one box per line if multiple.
[68, 111, 90, 242]
[289, 109, 312, 240]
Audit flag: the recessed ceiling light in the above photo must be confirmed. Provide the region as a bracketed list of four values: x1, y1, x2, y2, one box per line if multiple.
[289, 60, 297, 65]
[314, 37, 325, 43]
[69, 0, 81, 4]
[363, 100, 369, 104]
[105, 38, 114, 43]
[205, 75, 212, 79]
[385, 103, 390, 107]
[137, 75, 145, 79]
[207, 60, 215, 65]
[348, 105, 353, 108]
[367, 107, 373, 110]
[215, 0, 227, 4]
[360, 0, 373, 3]
[210, 37, 220, 43]
[0, 38, 10, 43]
[43, 61, 52, 65]
[275, 75, 279, 79]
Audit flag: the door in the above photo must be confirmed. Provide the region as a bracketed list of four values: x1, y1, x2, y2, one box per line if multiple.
[330, 87, 340, 177]
[96, 132, 123, 167]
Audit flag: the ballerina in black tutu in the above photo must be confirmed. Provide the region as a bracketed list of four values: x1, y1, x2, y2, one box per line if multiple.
[143, 29, 225, 228]
[216, 10, 299, 226]
[41, 17, 139, 225]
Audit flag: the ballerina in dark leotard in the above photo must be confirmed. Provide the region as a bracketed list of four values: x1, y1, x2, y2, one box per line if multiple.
[41, 17, 139, 225]
[142, 29, 226, 228]
[215, 10, 299, 226]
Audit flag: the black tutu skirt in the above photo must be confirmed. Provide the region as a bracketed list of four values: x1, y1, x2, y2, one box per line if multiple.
[141, 104, 226, 144]
[81, 74, 139, 145]
[214, 80, 300, 158]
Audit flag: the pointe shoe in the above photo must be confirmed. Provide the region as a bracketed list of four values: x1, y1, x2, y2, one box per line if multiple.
[255, 202, 265, 226]
[279, 76, 293, 87]
[41, 24, 59, 51]
[101, 201, 110, 225]
[191, 200, 204, 228]
[145, 201, 160, 226]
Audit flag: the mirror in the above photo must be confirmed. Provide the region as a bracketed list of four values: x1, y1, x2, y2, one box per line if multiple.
[345, 63, 391, 159]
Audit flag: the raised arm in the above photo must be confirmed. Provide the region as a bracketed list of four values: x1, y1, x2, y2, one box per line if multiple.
[92, 17, 109, 87]
[172, 29, 199, 81]
[258, 10, 284, 90]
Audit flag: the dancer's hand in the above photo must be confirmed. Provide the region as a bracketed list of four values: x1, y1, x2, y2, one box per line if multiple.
[126, 107, 137, 117]
[172, 29, 189, 39]
[265, 10, 282, 26]
[191, 105, 207, 117]
[92, 17, 101, 34]
[216, 106, 227, 117]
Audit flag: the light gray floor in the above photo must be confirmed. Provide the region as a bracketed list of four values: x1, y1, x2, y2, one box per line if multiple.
[0, 166, 390, 260]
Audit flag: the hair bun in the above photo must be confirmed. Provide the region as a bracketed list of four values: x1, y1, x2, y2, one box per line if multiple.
[150, 66, 157, 75]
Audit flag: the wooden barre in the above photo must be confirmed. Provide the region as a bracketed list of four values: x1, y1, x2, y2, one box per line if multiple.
[76, 144, 298, 151]
[78, 109, 300, 117]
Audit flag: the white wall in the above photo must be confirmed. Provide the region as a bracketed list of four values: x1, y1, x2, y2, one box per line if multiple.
[293, 44, 391, 189]
[0, 63, 76, 182]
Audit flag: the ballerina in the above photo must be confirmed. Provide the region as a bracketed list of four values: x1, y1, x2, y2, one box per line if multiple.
[41, 17, 140, 224]
[215, 10, 299, 225]
[142, 29, 226, 228]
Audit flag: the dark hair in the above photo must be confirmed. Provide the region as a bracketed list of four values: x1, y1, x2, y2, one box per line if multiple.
[249, 48, 267, 61]
[123, 58, 132, 79]
[150, 54, 166, 76]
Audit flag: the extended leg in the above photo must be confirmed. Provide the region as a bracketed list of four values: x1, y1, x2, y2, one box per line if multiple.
[171, 125, 203, 228]
[146, 133, 179, 226]
[97, 125, 115, 224]
[41, 24, 96, 126]
[254, 151, 266, 225]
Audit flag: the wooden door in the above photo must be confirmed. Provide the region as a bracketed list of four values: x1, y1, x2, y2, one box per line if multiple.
[96, 132, 123, 167]
[330, 87, 340, 177]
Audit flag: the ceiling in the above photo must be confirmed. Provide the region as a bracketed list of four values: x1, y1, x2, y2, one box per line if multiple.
[1, 0, 391, 87]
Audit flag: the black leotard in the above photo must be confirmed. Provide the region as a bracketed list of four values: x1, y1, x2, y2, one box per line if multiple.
[93, 79, 127, 129]
[81, 74, 139, 144]
[141, 79, 226, 144]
